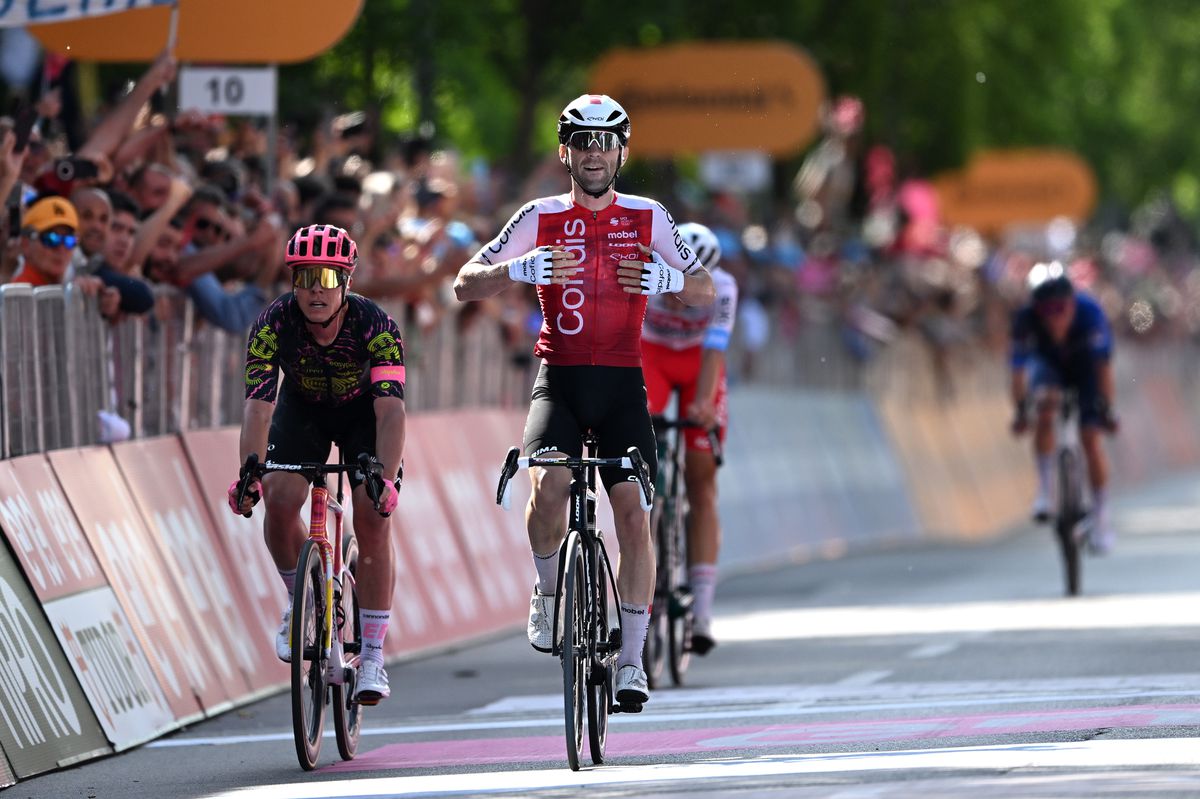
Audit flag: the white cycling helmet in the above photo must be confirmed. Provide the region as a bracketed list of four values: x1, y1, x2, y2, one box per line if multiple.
[678, 222, 721, 268]
[557, 94, 631, 145]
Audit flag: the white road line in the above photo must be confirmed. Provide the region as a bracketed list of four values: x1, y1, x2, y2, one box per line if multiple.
[836, 670, 892, 686]
[149, 684, 1200, 748]
[197, 737, 1200, 798]
[713, 591, 1200, 642]
[907, 642, 958, 659]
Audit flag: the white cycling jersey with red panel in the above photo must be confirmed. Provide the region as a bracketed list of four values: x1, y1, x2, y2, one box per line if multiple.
[642, 266, 738, 352]
[472, 193, 702, 367]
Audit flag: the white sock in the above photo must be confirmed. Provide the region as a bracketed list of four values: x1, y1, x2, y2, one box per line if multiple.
[688, 563, 718, 631]
[359, 608, 390, 667]
[532, 549, 559, 595]
[1036, 455, 1053, 497]
[278, 568, 296, 602]
[617, 603, 650, 669]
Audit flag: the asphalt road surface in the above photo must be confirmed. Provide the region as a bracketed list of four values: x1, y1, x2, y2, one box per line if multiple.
[16, 471, 1200, 799]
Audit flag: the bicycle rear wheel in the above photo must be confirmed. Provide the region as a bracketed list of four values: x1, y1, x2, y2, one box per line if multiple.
[667, 509, 693, 686]
[333, 536, 361, 761]
[1056, 448, 1083, 597]
[291, 540, 327, 770]
[643, 501, 669, 690]
[561, 532, 586, 772]
[587, 542, 614, 764]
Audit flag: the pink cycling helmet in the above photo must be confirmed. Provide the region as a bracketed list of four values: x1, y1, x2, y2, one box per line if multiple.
[285, 224, 358, 273]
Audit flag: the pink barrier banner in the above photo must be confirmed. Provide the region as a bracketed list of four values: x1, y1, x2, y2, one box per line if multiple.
[48, 448, 233, 722]
[413, 411, 530, 627]
[112, 438, 269, 698]
[0, 456, 175, 749]
[389, 421, 500, 652]
[181, 429, 288, 689]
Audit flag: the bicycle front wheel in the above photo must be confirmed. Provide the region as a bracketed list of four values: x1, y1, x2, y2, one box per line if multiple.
[333, 535, 361, 761]
[561, 532, 586, 772]
[667, 509, 693, 686]
[587, 542, 615, 764]
[1056, 448, 1083, 597]
[292, 540, 328, 771]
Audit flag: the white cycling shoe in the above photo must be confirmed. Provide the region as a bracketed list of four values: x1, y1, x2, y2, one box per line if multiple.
[1031, 488, 1051, 524]
[1085, 516, 1116, 556]
[615, 664, 649, 706]
[355, 661, 390, 705]
[527, 589, 554, 653]
[275, 606, 291, 663]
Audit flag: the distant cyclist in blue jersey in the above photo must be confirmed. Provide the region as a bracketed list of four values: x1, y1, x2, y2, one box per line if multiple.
[1009, 265, 1119, 553]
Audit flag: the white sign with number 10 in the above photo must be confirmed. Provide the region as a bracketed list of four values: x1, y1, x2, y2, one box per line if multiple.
[178, 67, 277, 117]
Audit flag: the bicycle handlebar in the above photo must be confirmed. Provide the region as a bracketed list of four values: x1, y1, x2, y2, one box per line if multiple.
[495, 446, 655, 512]
[650, 415, 724, 468]
[235, 452, 395, 516]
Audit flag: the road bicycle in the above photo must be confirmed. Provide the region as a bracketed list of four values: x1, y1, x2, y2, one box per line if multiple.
[496, 436, 654, 771]
[643, 414, 722, 689]
[1050, 392, 1087, 597]
[235, 450, 388, 770]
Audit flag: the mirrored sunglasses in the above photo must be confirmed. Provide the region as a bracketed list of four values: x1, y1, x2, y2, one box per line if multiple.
[36, 230, 77, 249]
[567, 130, 622, 152]
[292, 265, 349, 290]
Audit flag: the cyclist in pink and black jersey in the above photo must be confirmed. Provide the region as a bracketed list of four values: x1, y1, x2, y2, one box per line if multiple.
[454, 94, 715, 706]
[228, 224, 405, 705]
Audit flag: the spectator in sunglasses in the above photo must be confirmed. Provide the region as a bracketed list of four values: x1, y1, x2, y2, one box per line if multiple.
[8, 196, 122, 317]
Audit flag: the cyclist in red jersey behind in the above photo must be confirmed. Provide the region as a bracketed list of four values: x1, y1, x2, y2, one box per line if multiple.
[453, 94, 715, 705]
[641, 222, 737, 655]
[228, 224, 406, 705]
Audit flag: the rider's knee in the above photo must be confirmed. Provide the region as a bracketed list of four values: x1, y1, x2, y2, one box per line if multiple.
[529, 466, 570, 511]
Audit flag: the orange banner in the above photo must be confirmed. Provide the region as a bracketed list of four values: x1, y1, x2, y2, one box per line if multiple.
[934, 149, 1098, 234]
[30, 0, 363, 63]
[590, 41, 826, 157]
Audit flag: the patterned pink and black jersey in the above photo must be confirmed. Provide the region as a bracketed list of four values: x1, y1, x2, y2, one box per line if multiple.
[244, 293, 405, 406]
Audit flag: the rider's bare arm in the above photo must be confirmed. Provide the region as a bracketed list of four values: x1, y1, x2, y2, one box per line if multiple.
[678, 268, 715, 307]
[239, 398, 274, 464]
[373, 396, 406, 482]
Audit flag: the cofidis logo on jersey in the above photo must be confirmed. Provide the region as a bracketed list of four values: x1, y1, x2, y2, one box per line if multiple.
[554, 218, 587, 336]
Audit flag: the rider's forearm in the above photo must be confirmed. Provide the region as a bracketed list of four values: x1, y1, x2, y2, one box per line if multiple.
[453, 260, 512, 302]
[677, 268, 715, 307]
[240, 398, 273, 463]
[374, 396, 406, 481]
[696, 349, 724, 408]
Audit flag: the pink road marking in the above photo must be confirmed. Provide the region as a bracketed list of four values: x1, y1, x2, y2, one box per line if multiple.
[323, 703, 1200, 772]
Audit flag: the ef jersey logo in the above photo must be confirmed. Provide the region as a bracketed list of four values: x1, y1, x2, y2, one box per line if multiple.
[249, 326, 278, 360]
[367, 332, 402, 361]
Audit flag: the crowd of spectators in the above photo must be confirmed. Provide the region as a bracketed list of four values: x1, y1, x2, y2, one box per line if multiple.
[2, 52, 1195, 424]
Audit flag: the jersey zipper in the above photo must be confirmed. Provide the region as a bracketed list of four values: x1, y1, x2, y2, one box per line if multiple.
[589, 209, 599, 365]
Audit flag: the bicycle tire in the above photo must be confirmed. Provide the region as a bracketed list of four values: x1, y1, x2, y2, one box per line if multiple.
[561, 532, 586, 772]
[1057, 448, 1083, 597]
[643, 499, 669, 690]
[667, 506, 693, 686]
[291, 540, 327, 770]
[587, 542, 613, 764]
[333, 536, 362, 761]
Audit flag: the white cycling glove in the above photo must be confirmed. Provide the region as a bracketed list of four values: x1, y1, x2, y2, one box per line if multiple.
[508, 247, 556, 286]
[637, 251, 685, 296]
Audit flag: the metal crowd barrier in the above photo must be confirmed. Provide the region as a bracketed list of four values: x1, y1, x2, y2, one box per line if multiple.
[0, 286, 536, 459]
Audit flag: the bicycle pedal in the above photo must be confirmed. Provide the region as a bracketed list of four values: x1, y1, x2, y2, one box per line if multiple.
[668, 588, 694, 618]
[614, 701, 643, 714]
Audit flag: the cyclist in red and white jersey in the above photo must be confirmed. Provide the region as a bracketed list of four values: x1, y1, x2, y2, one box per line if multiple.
[454, 94, 715, 705]
[641, 222, 737, 655]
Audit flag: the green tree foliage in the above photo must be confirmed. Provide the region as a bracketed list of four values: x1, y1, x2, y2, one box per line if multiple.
[278, 0, 1200, 211]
